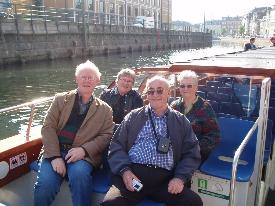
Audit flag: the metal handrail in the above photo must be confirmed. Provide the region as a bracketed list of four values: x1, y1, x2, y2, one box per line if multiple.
[0, 96, 54, 114]
[0, 96, 54, 141]
[229, 118, 259, 206]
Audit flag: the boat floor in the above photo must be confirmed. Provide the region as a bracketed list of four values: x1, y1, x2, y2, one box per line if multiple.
[0, 170, 274, 206]
[0, 171, 104, 206]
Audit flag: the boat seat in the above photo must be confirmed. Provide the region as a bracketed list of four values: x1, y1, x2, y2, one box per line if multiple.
[206, 92, 219, 102]
[217, 86, 234, 95]
[196, 91, 206, 99]
[269, 107, 275, 134]
[264, 120, 274, 164]
[207, 100, 219, 113]
[269, 98, 275, 107]
[220, 102, 245, 117]
[200, 117, 257, 182]
[30, 160, 111, 193]
[30, 161, 165, 206]
[206, 80, 222, 88]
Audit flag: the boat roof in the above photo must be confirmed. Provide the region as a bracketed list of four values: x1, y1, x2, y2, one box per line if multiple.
[137, 47, 275, 77]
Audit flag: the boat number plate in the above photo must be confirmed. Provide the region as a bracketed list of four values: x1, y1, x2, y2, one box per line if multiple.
[9, 152, 27, 170]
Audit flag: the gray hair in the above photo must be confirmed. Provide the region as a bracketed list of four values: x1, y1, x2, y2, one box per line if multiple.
[178, 70, 198, 85]
[116, 68, 136, 82]
[145, 75, 170, 90]
[75, 60, 101, 79]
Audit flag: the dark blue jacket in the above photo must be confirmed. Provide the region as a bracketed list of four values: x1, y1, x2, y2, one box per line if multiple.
[99, 87, 143, 124]
[108, 106, 201, 183]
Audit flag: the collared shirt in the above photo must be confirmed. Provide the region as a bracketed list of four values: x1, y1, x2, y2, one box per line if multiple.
[128, 106, 174, 170]
[77, 90, 94, 115]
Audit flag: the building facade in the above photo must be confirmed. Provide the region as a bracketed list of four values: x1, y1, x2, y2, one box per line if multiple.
[11, 0, 171, 29]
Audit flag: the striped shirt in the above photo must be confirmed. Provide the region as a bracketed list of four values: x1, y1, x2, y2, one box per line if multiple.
[128, 107, 174, 170]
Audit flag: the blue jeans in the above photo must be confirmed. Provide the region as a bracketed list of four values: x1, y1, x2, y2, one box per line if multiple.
[34, 153, 93, 206]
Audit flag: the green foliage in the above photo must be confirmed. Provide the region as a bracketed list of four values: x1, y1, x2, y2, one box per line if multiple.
[239, 25, 245, 36]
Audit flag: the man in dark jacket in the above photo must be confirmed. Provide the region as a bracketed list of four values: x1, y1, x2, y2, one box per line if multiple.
[99, 68, 143, 124]
[101, 76, 202, 206]
[244, 37, 256, 51]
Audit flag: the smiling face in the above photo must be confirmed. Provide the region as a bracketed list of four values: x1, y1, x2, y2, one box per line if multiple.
[75, 68, 100, 96]
[146, 78, 170, 114]
[179, 77, 198, 100]
[116, 74, 134, 95]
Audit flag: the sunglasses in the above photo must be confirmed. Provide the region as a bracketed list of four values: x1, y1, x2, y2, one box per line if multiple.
[179, 84, 193, 89]
[146, 88, 164, 96]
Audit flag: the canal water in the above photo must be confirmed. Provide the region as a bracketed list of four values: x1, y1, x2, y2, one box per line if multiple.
[0, 41, 242, 139]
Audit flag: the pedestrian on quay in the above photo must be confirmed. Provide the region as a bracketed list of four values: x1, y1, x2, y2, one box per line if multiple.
[270, 37, 275, 47]
[170, 70, 221, 163]
[33, 60, 114, 206]
[99, 68, 143, 125]
[101, 76, 202, 206]
[244, 37, 257, 51]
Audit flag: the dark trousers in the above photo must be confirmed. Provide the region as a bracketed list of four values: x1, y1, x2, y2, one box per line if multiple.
[101, 164, 202, 206]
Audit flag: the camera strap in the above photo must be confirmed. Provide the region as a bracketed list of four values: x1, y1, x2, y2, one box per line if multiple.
[148, 108, 169, 139]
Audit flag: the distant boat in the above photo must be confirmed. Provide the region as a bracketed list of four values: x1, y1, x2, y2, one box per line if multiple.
[1, 47, 275, 206]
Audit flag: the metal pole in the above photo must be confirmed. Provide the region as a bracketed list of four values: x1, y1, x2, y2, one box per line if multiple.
[124, 0, 127, 31]
[26, 104, 36, 141]
[82, 0, 87, 49]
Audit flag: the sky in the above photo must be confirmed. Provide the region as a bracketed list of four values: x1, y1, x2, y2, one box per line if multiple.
[172, 0, 275, 24]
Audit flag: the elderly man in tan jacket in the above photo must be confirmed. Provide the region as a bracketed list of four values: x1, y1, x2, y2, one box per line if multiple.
[34, 60, 113, 206]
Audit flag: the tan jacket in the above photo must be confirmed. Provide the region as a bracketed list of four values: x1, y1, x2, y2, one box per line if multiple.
[41, 89, 113, 167]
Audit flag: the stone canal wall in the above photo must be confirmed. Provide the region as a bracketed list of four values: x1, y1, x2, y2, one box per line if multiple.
[0, 20, 212, 65]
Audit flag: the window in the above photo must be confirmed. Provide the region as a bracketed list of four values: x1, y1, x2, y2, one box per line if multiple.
[88, 0, 94, 11]
[99, 1, 104, 13]
[75, 0, 82, 9]
[127, 6, 131, 16]
[119, 5, 124, 15]
[110, 3, 115, 13]
[135, 8, 138, 16]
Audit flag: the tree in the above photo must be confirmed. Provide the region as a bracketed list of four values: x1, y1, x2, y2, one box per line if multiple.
[239, 25, 245, 37]
[221, 28, 227, 36]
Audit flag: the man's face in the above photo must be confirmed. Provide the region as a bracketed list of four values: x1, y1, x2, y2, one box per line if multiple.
[179, 78, 198, 100]
[75, 69, 100, 95]
[116, 75, 134, 95]
[146, 79, 170, 111]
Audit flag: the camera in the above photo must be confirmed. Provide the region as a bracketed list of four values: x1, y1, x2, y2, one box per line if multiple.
[157, 137, 171, 154]
[132, 179, 143, 192]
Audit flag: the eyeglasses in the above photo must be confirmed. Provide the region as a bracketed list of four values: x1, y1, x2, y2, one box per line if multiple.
[146, 88, 164, 96]
[119, 78, 134, 84]
[179, 84, 193, 89]
[79, 76, 97, 81]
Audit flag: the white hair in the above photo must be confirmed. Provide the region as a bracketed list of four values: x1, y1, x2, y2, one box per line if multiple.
[75, 60, 101, 79]
[178, 70, 198, 85]
[146, 75, 170, 90]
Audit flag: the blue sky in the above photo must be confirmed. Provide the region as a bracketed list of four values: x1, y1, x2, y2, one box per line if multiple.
[172, 0, 275, 24]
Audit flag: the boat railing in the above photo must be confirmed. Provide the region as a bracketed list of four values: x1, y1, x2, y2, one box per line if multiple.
[0, 96, 54, 141]
[229, 118, 259, 206]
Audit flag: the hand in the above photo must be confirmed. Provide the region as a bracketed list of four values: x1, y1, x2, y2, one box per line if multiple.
[65, 147, 86, 163]
[122, 170, 140, 192]
[168, 178, 184, 194]
[51, 158, 66, 177]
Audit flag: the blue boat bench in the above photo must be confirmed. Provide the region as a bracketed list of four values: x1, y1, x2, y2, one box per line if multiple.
[200, 117, 258, 181]
[30, 162, 164, 206]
